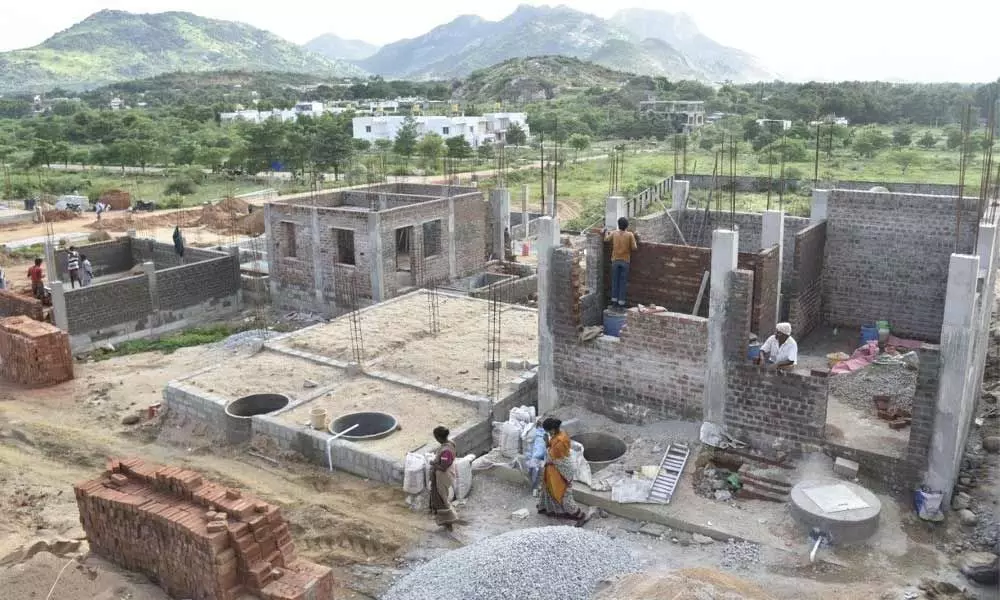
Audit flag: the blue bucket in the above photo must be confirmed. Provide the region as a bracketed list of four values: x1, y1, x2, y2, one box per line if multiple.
[748, 343, 761, 362]
[603, 310, 627, 337]
[860, 324, 879, 347]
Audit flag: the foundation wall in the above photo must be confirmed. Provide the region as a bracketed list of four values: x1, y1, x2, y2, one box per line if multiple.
[551, 247, 707, 423]
[468, 275, 538, 304]
[823, 190, 978, 340]
[131, 238, 219, 268]
[787, 221, 827, 337]
[0, 316, 73, 386]
[0, 289, 44, 320]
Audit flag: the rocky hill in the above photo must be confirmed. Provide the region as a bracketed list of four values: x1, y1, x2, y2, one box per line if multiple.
[359, 4, 773, 83]
[0, 10, 365, 93]
[451, 56, 631, 103]
[303, 33, 379, 61]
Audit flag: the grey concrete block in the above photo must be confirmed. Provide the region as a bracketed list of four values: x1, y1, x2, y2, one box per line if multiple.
[834, 456, 860, 479]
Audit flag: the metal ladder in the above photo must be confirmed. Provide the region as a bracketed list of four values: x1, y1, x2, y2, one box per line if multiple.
[647, 442, 690, 504]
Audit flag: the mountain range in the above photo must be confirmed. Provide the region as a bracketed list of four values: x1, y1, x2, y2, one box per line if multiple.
[0, 10, 363, 93]
[0, 5, 775, 93]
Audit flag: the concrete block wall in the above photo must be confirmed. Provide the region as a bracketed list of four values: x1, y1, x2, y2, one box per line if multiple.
[54, 237, 133, 281]
[741, 246, 780, 338]
[65, 274, 152, 335]
[787, 222, 826, 337]
[453, 192, 488, 276]
[675, 173, 961, 197]
[0, 289, 44, 320]
[468, 275, 538, 304]
[131, 238, 217, 268]
[551, 247, 708, 422]
[822, 190, 979, 340]
[379, 199, 452, 299]
[157, 257, 241, 312]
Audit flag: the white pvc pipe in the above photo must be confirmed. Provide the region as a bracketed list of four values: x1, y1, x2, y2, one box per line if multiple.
[809, 536, 823, 563]
[326, 424, 360, 472]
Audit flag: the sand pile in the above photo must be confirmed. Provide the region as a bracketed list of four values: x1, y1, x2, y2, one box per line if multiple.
[41, 210, 79, 222]
[592, 568, 776, 599]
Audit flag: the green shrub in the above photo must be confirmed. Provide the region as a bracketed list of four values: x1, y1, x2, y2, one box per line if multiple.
[164, 178, 197, 196]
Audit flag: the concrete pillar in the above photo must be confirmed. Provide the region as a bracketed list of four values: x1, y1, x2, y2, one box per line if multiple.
[310, 206, 324, 305]
[263, 204, 280, 304]
[604, 196, 626, 231]
[976, 222, 996, 278]
[924, 254, 979, 506]
[672, 180, 690, 211]
[367, 212, 385, 302]
[761, 210, 785, 326]
[703, 229, 739, 425]
[810, 189, 829, 223]
[490, 188, 511, 260]
[143, 261, 159, 331]
[545, 176, 555, 216]
[228, 247, 244, 307]
[50, 281, 68, 331]
[521, 184, 529, 240]
[43, 241, 57, 284]
[536, 216, 561, 415]
[447, 197, 457, 279]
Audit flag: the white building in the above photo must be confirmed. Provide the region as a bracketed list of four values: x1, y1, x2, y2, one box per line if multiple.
[219, 101, 329, 124]
[756, 118, 792, 131]
[352, 113, 529, 146]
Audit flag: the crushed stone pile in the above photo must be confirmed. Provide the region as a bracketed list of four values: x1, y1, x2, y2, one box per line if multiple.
[829, 362, 917, 412]
[720, 539, 762, 570]
[383, 526, 637, 600]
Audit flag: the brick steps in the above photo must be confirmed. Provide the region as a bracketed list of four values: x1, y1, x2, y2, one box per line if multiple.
[736, 464, 792, 503]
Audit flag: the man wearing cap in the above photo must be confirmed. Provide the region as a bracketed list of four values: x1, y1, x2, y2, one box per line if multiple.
[757, 322, 798, 370]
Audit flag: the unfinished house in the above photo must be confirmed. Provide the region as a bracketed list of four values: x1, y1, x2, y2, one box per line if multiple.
[537, 183, 998, 507]
[47, 236, 242, 351]
[264, 184, 489, 315]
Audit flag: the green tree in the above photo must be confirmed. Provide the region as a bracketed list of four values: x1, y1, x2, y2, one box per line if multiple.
[310, 117, 354, 180]
[445, 135, 472, 159]
[945, 128, 963, 150]
[891, 150, 922, 174]
[417, 133, 445, 171]
[892, 127, 913, 148]
[568, 133, 591, 161]
[477, 141, 495, 162]
[506, 122, 527, 147]
[374, 139, 393, 153]
[917, 131, 937, 149]
[758, 138, 809, 163]
[29, 139, 54, 168]
[852, 129, 891, 158]
[393, 117, 419, 161]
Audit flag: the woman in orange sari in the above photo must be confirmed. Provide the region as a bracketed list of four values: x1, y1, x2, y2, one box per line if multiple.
[537, 418, 590, 526]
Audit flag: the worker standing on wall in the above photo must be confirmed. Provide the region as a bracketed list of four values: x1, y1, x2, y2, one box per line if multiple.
[66, 246, 81, 289]
[756, 322, 798, 370]
[603, 217, 638, 310]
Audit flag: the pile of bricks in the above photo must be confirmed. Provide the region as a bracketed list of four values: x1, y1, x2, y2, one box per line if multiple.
[0, 315, 73, 386]
[0, 288, 45, 321]
[75, 458, 333, 600]
[100, 189, 132, 210]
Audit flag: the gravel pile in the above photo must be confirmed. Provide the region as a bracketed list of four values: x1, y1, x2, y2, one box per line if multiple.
[383, 526, 637, 600]
[720, 540, 761, 570]
[221, 329, 270, 351]
[829, 362, 916, 412]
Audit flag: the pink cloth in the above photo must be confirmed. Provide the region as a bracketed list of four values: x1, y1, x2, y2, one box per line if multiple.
[831, 341, 880, 374]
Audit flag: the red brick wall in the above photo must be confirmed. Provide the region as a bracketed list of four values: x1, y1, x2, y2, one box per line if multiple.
[0, 289, 45, 321]
[0, 316, 73, 386]
[599, 237, 777, 335]
[551, 247, 708, 422]
[75, 459, 332, 600]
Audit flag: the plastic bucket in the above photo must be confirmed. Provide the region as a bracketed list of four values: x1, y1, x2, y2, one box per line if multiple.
[603, 310, 626, 337]
[309, 407, 328, 431]
[748, 343, 761, 362]
[860, 324, 879, 346]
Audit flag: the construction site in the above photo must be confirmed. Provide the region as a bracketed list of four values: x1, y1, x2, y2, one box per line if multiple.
[1, 137, 999, 600]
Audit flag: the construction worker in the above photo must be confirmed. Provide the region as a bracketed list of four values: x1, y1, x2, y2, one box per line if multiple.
[603, 217, 638, 310]
[757, 322, 798, 370]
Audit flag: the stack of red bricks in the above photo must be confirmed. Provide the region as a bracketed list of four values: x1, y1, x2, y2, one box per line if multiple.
[74, 458, 333, 600]
[0, 315, 73, 386]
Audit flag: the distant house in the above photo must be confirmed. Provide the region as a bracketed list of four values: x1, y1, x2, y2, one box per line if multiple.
[109, 97, 124, 111]
[219, 101, 328, 124]
[351, 113, 530, 146]
[638, 100, 706, 133]
[756, 118, 792, 131]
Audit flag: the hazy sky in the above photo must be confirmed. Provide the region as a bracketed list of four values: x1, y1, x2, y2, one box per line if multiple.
[1, 0, 997, 83]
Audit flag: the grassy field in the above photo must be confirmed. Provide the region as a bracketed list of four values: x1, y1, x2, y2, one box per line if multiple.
[483, 140, 990, 230]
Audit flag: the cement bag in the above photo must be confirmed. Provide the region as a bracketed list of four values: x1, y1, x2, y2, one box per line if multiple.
[611, 477, 653, 504]
[571, 441, 593, 488]
[509, 405, 536, 424]
[521, 422, 536, 449]
[403, 452, 426, 495]
[423, 453, 455, 502]
[455, 454, 475, 500]
[500, 420, 522, 458]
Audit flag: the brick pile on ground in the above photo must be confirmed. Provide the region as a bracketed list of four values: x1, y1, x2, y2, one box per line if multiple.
[0, 315, 72, 386]
[74, 458, 334, 600]
[100, 189, 132, 210]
